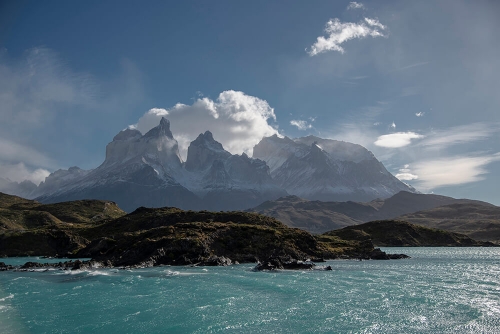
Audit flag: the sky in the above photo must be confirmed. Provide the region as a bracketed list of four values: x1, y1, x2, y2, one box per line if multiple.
[0, 0, 499, 205]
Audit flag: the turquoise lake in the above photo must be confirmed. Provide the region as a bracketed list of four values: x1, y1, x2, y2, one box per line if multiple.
[1, 248, 500, 333]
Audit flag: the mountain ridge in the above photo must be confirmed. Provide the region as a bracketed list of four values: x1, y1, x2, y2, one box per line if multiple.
[2, 118, 417, 212]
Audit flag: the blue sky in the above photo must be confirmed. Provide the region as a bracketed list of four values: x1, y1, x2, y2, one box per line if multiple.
[1, 0, 499, 204]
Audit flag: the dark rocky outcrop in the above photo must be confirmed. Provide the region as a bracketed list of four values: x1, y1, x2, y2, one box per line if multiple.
[0, 193, 410, 269]
[254, 256, 315, 271]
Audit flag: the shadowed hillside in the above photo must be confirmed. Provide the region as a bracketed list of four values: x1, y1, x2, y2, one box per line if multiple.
[326, 220, 495, 247]
[398, 203, 500, 243]
[250, 191, 498, 239]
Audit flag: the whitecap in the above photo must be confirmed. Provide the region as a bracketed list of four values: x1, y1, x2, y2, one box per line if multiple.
[0, 294, 14, 302]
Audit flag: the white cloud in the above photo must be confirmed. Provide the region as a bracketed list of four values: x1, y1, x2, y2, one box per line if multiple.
[413, 154, 500, 189]
[290, 119, 313, 130]
[396, 172, 419, 181]
[134, 90, 279, 159]
[395, 164, 418, 181]
[415, 112, 425, 117]
[308, 17, 386, 55]
[364, 18, 385, 30]
[347, 2, 365, 10]
[0, 162, 50, 185]
[374, 132, 424, 148]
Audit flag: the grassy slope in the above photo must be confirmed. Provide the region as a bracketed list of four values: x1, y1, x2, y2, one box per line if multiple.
[0, 192, 126, 256]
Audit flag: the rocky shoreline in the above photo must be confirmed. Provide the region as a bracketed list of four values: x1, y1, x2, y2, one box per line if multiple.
[0, 243, 411, 273]
[0, 250, 411, 272]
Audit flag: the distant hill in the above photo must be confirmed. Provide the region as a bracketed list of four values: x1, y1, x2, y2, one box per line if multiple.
[250, 191, 498, 238]
[398, 203, 500, 243]
[325, 220, 495, 247]
[249, 195, 365, 233]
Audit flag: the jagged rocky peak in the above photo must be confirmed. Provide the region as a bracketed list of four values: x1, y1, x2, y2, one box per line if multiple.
[104, 117, 182, 166]
[185, 131, 231, 171]
[144, 117, 174, 140]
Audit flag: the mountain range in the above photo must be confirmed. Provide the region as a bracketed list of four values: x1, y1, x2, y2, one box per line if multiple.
[1, 118, 416, 212]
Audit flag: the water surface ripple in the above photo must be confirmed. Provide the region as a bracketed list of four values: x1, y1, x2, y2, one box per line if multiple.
[1, 248, 499, 333]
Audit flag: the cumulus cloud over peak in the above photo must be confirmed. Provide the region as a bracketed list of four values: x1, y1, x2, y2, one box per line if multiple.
[374, 132, 424, 148]
[308, 17, 386, 55]
[133, 90, 279, 159]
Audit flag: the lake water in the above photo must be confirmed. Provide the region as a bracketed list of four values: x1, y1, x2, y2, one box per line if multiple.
[1, 248, 500, 333]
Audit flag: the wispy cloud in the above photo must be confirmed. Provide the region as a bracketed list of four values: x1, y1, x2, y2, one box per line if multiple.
[307, 17, 386, 55]
[0, 46, 146, 176]
[392, 62, 430, 72]
[0, 47, 98, 125]
[413, 154, 500, 189]
[419, 122, 498, 150]
[0, 138, 55, 168]
[290, 119, 313, 130]
[347, 2, 365, 10]
[374, 132, 424, 148]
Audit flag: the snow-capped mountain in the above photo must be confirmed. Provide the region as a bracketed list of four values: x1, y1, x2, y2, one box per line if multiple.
[32, 118, 285, 211]
[35, 118, 199, 212]
[3, 118, 415, 211]
[253, 135, 416, 202]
